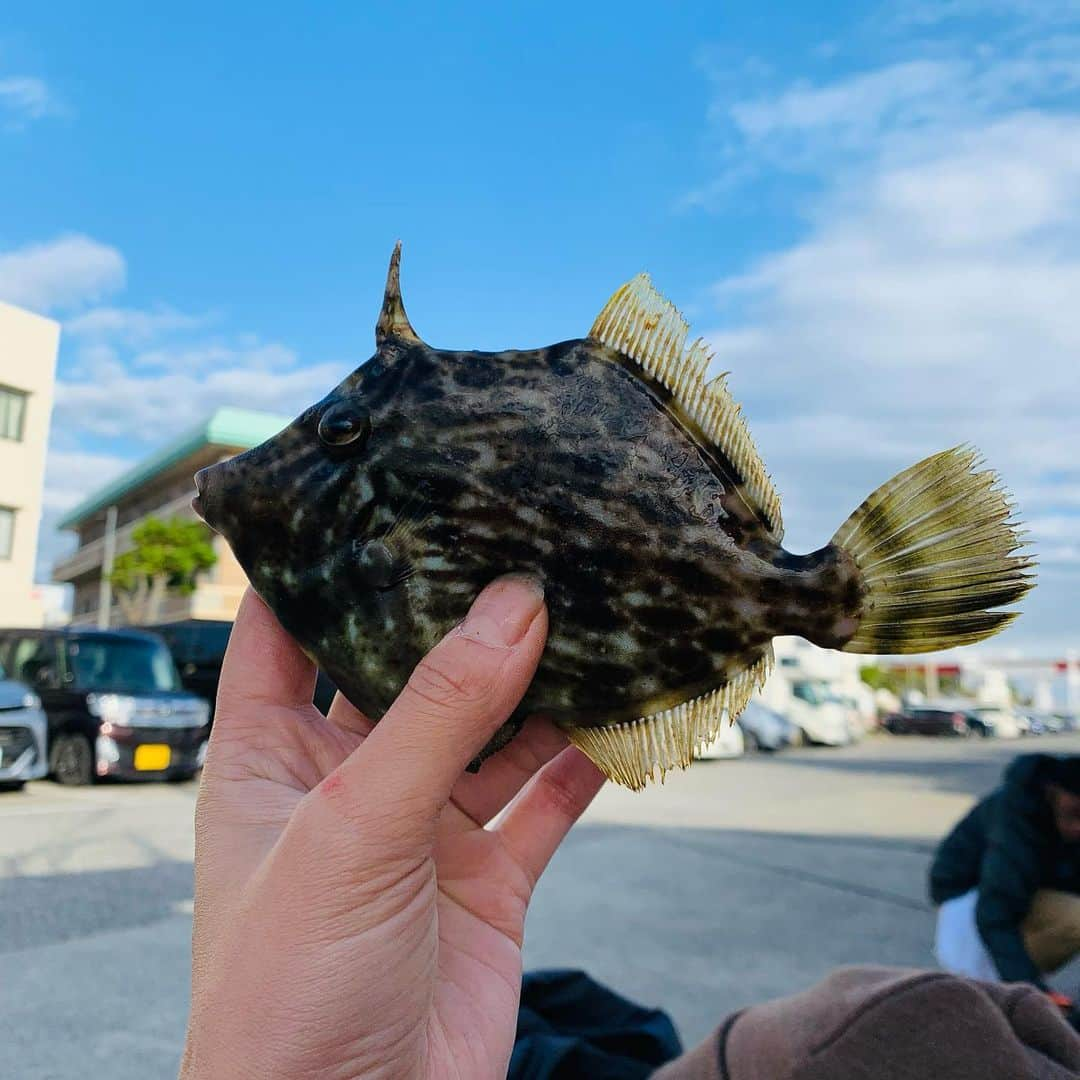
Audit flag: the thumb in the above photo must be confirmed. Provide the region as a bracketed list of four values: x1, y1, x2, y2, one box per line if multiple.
[326, 574, 547, 825]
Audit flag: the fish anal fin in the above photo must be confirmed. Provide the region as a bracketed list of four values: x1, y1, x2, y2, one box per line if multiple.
[566, 646, 774, 791]
[590, 275, 783, 540]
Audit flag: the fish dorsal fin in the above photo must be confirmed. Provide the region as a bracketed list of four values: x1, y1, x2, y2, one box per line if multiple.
[565, 646, 774, 791]
[376, 242, 423, 347]
[590, 273, 783, 540]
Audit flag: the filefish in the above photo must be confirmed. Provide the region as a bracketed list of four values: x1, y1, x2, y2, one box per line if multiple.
[192, 246, 1035, 789]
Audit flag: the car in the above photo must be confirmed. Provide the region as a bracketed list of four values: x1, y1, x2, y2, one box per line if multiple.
[695, 720, 746, 760]
[0, 664, 48, 790]
[146, 619, 233, 715]
[969, 705, 1024, 739]
[787, 680, 853, 746]
[1019, 711, 1063, 735]
[1054, 711, 1080, 732]
[0, 627, 211, 785]
[737, 701, 798, 752]
[147, 619, 339, 717]
[883, 706, 972, 737]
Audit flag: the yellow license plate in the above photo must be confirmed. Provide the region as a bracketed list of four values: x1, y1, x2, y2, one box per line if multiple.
[134, 744, 171, 771]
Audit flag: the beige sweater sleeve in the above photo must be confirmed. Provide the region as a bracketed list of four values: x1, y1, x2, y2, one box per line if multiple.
[650, 970, 1080, 1080]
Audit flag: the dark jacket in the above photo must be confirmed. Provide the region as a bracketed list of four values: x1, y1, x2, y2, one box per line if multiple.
[929, 754, 1080, 986]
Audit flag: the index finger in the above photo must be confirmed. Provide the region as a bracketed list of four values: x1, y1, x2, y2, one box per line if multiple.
[215, 589, 317, 720]
[326, 575, 548, 826]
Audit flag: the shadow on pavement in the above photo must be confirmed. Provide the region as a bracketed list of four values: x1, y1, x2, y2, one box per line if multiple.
[0, 858, 193, 954]
[525, 821, 941, 1044]
[770, 738, 1080, 799]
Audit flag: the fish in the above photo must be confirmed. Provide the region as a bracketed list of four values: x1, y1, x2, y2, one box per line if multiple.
[192, 245, 1036, 790]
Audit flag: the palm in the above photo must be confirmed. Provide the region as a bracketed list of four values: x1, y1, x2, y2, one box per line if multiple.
[205, 698, 569, 1075]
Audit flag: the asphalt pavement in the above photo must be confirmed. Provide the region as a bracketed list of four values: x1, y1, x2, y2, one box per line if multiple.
[3, 732, 1079, 1079]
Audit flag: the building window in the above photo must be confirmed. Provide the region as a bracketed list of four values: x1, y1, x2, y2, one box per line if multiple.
[0, 507, 14, 559]
[0, 386, 28, 442]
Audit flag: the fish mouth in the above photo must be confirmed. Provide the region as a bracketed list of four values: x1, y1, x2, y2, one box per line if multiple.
[191, 467, 213, 526]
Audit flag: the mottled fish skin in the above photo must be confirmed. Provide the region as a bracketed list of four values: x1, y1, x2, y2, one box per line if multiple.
[195, 331, 861, 756]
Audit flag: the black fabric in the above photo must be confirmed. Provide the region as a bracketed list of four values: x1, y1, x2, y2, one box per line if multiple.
[1050, 756, 1080, 796]
[509, 969, 683, 1079]
[928, 754, 1080, 987]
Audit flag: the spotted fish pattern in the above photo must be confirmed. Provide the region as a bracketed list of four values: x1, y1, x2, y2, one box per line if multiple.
[192, 246, 1035, 789]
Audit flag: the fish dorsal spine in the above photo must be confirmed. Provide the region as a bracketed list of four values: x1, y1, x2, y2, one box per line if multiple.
[590, 273, 784, 541]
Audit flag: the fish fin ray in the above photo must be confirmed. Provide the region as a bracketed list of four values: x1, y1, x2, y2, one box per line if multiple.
[565, 646, 773, 790]
[831, 446, 1036, 654]
[590, 274, 783, 539]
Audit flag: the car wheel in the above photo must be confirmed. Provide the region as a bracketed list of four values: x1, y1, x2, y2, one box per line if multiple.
[0, 780, 26, 792]
[50, 734, 95, 786]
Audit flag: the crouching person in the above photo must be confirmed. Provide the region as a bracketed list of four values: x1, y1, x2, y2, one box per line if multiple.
[930, 754, 1080, 998]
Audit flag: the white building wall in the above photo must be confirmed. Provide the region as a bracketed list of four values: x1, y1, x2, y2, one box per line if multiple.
[0, 302, 60, 627]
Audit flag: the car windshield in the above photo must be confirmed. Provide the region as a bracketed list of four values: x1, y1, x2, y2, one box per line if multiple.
[65, 638, 180, 693]
[793, 681, 827, 706]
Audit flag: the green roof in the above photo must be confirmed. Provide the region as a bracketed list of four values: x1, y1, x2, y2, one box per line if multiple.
[57, 407, 289, 530]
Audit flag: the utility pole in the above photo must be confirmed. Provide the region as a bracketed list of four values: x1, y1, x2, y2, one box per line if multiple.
[97, 504, 118, 629]
[925, 660, 939, 701]
[1067, 649, 1079, 715]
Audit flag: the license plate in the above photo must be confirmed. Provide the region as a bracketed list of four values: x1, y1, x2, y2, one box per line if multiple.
[134, 744, 171, 771]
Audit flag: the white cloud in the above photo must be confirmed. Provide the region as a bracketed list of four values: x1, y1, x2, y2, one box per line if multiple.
[42, 448, 132, 514]
[900, 0, 1080, 26]
[698, 30, 1080, 191]
[706, 112, 1080, 512]
[0, 76, 56, 125]
[130, 340, 297, 373]
[695, 29, 1080, 651]
[730, 60, 963, 143]
[54, 353, 349, 442]
[0, 235, 125, 314]
[65, 306, 210, 345]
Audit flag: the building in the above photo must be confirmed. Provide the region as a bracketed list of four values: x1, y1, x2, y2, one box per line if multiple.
[0, 302, 60, 628]
[54, 408, 288, 626]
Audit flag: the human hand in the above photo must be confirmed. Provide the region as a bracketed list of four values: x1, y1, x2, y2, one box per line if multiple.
[180, 576, 605, 1080]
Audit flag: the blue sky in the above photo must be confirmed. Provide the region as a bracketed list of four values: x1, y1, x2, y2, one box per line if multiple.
[2, 0, 1079, 655]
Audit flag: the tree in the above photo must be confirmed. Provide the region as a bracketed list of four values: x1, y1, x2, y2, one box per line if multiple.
[110, 516, 217, 625]
[859, 664, 902, 695]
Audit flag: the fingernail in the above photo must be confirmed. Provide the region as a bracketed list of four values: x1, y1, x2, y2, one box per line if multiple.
[459, 573, 545, 648]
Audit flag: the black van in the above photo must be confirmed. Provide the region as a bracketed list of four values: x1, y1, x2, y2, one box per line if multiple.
[147, 620, 233, 713]
[0, 627, 211, 785]
[148, 619, 338, 717]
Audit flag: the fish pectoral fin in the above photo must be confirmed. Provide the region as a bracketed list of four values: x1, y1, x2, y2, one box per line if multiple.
[565, 646, 773, 791]
[589, 273, 783, 540]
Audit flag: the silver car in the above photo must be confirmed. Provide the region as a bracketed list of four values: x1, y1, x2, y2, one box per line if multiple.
[0, 665, 48, 790]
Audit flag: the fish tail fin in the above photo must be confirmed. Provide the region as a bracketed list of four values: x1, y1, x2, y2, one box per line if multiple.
[830, 446, 1036, 654]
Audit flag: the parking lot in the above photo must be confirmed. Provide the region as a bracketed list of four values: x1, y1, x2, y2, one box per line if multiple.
[3, 732, 1080, 1079]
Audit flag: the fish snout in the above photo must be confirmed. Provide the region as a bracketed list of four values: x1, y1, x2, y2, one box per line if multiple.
[191, 464, 225, 528]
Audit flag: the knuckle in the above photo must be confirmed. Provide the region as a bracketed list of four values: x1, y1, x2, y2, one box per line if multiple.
[405, 648, 497, 713]
[533, 767, 584, 822]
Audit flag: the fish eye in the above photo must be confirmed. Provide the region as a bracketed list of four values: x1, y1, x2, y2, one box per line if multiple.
[318, 400, 371, 449]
